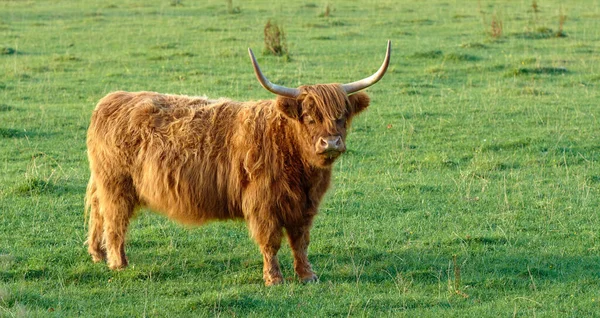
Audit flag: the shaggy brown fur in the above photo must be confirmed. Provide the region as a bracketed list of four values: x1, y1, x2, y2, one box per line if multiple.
[85, 84, 370, 285]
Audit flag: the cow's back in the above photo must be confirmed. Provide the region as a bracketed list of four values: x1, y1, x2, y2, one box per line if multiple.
[87, 91, 247, 224]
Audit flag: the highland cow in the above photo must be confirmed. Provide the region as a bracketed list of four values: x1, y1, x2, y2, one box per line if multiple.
[85, 41, 391, 285]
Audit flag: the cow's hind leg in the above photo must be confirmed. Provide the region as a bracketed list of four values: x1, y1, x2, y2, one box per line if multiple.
[98, 176, 137, 270]
[285, 223, 318, 283]
[247, 216, 284, 286]
[86, 177, 106, 263]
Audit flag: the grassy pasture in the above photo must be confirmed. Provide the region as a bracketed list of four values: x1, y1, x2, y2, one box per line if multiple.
[1, 0, 600, 316]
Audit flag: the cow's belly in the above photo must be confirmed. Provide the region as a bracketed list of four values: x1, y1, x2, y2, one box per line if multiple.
[133, 167, 244, 225]
[139, 188, 243, 225]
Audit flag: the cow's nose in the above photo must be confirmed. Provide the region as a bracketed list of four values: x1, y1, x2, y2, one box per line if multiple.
[316, 136, 345, 153]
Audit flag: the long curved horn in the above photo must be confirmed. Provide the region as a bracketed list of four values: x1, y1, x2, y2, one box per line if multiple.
[248, 48, 300, 98]
[342, 40, 391, 94]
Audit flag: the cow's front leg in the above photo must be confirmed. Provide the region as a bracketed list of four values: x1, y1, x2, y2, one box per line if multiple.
[247, 216, 283, 286]
[286, 224, 318, 283]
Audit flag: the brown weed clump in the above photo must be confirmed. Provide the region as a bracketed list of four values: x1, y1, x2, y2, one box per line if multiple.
[264, 20, 288, 57]
[226, 0, 241, 14]
[556, 9, 567, 37]
[320, 4, 331, 17]
[490, 13, 503, 38]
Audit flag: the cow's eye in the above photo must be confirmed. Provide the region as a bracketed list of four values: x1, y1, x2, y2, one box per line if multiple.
[304, 115, 316, 125]
[335, 116, 345, 125]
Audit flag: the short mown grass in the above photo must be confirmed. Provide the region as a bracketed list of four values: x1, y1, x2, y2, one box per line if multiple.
[1, 0, 599, 316]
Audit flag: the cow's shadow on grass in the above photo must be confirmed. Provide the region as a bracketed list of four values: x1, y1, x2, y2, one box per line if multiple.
[88, 238, 600, 292]
[309, 245, 599, 291]
[62, 223, 599, 293]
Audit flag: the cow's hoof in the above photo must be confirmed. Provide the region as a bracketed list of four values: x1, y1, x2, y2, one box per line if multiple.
[89, 249, 106, 263]
[91, 254, 105, 263]
[301, 273, 319, 284]
[264, 276, 284, 286]
[108, 259, 128, 271]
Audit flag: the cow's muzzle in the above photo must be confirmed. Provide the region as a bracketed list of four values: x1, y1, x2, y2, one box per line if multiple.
[316, 136, 346, 156]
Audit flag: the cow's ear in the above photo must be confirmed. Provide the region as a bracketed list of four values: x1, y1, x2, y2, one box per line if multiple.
[348, 92, 370, 115]
[275, 96, 301, 120]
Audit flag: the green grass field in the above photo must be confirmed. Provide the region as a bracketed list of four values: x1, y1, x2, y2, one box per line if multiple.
[1, 0, 599, 316]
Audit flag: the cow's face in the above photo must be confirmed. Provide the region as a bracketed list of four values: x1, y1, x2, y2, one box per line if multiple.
[276, 85, 370, 167]
[248, 42, 389, 167]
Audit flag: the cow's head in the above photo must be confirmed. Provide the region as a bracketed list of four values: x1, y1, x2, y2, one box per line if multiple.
[248, 41, 391, 167]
